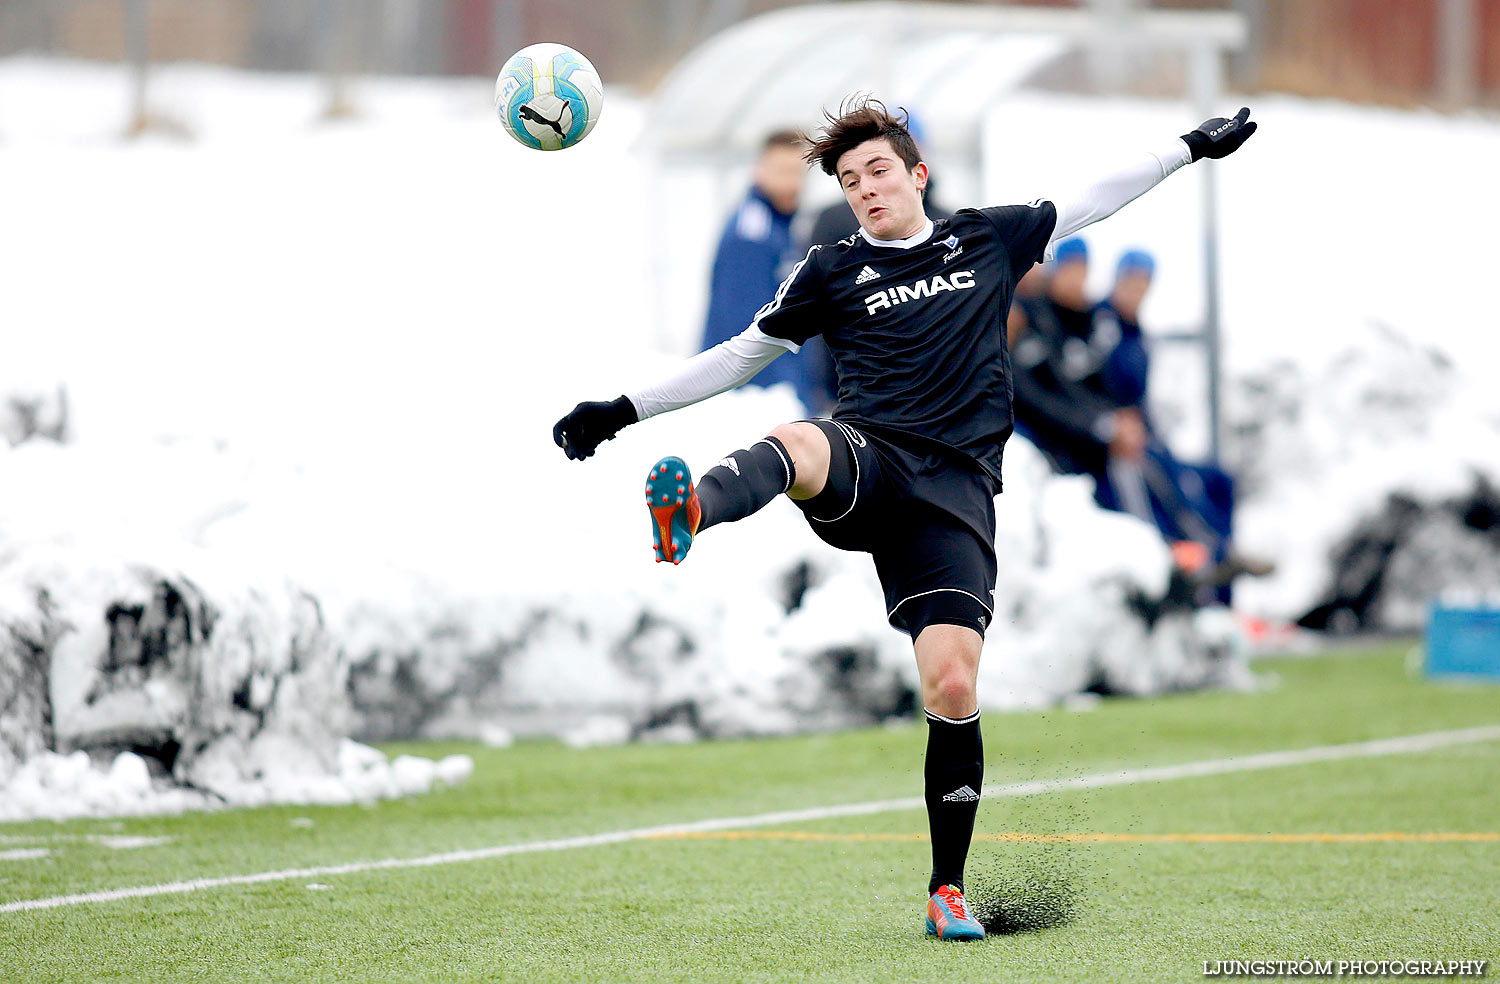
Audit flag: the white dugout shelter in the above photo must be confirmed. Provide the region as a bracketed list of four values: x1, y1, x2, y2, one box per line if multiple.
[642, 2, 1247, 460]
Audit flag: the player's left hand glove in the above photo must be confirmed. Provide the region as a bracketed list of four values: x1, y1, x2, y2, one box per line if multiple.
[1181, 106, 1257, 161]
[553, 395, 638, 460]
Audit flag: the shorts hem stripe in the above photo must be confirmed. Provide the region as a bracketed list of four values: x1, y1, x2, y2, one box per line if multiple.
[886, 587, 994, 619]
[807, 418, 860, 524]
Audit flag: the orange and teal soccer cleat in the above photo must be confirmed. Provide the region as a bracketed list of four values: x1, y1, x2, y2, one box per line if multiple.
[926, 884, 986, 941]
[645, 456, 701, 565]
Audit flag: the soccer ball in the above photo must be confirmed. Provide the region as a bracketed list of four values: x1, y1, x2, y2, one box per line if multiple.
[494, 42, 603, 151]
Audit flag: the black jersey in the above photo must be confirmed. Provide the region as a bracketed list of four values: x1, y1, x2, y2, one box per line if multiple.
[753, 202, 1057, 488]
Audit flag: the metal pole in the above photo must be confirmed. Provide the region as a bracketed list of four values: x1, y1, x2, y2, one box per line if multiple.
[493, 0, 524, 69]
[319, 0, 358, 118]
[1189, 43, 1224, 464]
[1230, 0, 1264, 92]
[1086, 0, 1136, 92]
[126, 0, 149, 133]
[1437, 0, 1477, 108]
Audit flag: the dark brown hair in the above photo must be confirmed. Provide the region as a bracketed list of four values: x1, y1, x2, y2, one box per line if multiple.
[802, 96, 921, 177]
[760, 129, 804, 153]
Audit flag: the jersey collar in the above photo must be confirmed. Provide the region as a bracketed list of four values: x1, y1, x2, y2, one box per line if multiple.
[859, 218, 934, 250]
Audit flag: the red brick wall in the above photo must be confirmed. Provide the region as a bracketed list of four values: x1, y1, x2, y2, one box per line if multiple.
[1482, 0, 1500, 95]
[40, 0, 1500, 107]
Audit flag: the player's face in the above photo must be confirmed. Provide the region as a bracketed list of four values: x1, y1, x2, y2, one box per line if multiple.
[1017, 263, 1048, 299]
[1112, 271, 1152, 319]
[1049, 260, 1089, 309]
[754, 144, 807, 216]
[836, 138, 929, 241]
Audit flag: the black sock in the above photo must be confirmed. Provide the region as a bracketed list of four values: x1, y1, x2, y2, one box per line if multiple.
[924, 708, 983, 895]
[695, 437, 795, 532]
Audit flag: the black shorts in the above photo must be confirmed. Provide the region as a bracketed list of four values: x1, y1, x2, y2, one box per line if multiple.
[791, 418, 998, 639]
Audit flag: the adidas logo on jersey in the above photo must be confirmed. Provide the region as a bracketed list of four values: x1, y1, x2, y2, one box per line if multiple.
[854, 265, 880, 285]
[942, 785, 980, 803]
[864, 270, 977, 315]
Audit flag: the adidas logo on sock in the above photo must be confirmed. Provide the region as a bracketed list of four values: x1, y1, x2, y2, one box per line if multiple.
[718, 456, 740, 476]
[942, 785, 980, 803]
[854, 265, 880, 285]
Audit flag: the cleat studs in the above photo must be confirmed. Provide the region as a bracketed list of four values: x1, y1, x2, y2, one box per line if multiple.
[676, 496, 683, 504]
[659, 464, 667, 473]
[675, 471, 683, 480]
[661, 494, 669, 502]
[677, 485, 685, 493]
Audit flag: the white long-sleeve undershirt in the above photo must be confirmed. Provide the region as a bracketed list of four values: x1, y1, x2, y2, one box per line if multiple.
[1045, 136, 1193, 258]
[628, 326, 795, 420]
[627, 135, 1195, 421]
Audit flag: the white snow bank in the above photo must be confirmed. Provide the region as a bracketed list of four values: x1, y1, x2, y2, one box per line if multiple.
[0, 744, 473, 823]
[0, 431, 480, 819]
[13, 59, 1495, 815]
[1220, 323, 1500, 629]
[0, 382, 1238, 821]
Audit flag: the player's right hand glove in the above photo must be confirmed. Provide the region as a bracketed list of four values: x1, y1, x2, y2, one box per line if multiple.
[553, 396, 637, 460]
[1181, 106, 1257, 161]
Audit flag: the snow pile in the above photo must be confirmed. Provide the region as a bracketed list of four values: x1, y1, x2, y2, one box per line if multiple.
[984, 438, 1250, 706]
[0, 382, 1235, 794]
[7, 59, 1497, 815]
[0, 437, 475, 820]
[310, 377, 1241, 732]
[298, 418, 1247, 732]
[0, 380, 68, 447]
[1222, 322, 1500, 631]
[0, 439, 343, 792]
[0, 744, 473, 823]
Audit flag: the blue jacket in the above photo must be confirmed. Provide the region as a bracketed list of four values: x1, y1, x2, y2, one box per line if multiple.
[700, 186, 802, 391]
[1090, 298, 1151, 411]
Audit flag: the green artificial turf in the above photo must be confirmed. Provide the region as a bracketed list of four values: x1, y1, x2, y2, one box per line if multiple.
[2, 644, 1497, 983]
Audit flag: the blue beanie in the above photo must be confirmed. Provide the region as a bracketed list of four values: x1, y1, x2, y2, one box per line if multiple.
[1053, 238, 1088, 266]
[1116, 248, 1156, 279]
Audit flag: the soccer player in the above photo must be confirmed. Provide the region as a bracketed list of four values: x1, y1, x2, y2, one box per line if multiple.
[553, 98, 1256, 941]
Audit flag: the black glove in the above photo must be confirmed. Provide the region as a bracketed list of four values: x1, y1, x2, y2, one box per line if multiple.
[553, 395, 637, 460]
[1181, 106, 1257, 162]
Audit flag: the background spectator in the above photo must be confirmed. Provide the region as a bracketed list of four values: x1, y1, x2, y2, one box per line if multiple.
[1006, 262, 1048, 349]
[1010, 238, 1131, 480]
[1012, 243, 1268, 603]
[700, 130, 809, 396]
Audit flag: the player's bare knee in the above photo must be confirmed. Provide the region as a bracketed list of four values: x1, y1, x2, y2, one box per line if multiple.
[919, 648, 978, 716]
[767, 421, 824, 464]
[927, 668, 977, 715]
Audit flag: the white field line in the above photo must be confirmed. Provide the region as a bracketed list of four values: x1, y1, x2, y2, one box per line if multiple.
[3, 723, 1497, 914]
[0, 848, 51, 861]
[0, 834, 171, 850]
